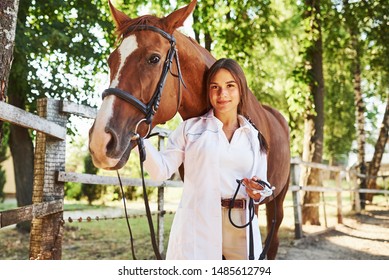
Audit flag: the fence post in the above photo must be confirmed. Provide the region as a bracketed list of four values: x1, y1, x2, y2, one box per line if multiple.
[290, 162, 303, 239]
[336, 171, 343, 224]
[157, 134, 165, 257]
[29, 98, 67, 260]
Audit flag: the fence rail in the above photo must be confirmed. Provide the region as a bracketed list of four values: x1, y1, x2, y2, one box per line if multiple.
[0, 100, 65, 139]
[0, 200, 62, 229]
[56, 171, 183, 188]
[1, 98, 387, 259]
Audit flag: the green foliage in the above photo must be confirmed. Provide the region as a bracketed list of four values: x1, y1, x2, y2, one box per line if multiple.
[7, 0, 387, 180]
[65, 182, 82, 201]
[0, 124, 9, 202]
[321, 2, 356, 163]
[11, 0, 116, 114]
[0, 123, 9, 163]
[81, 153, 105, 205]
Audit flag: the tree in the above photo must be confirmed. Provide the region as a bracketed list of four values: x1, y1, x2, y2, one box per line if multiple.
[0, 0, 19, 141]
[344, 0, 368, 208]
[341, 0, 389, 207]
[82, 153, 104, 205]
[0, 0, 19, 202]
[362, 0, 389, 201]
[367, 97, 389, 198]
[0, 0, 19, 100]
[7, 0, 115, 231]
[321, 1, 355, 165]
[299, 0, 325, 225]
[191, 0, 281, 107]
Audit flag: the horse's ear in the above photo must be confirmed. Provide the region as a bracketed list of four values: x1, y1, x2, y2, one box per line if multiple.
[109, 0, 131, 29]
[162, 0, 197, 33]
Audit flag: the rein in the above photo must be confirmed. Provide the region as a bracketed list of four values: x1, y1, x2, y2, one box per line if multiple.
[229, 179, 277, 260]
[105, 25, 186, 260]
[116, 136, 162, 260]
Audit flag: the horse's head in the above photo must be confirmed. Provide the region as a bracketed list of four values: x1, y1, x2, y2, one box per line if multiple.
[89, 0, 197, 170]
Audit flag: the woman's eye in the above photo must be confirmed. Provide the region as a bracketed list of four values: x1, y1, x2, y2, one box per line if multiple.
[148, 55, 161, 64]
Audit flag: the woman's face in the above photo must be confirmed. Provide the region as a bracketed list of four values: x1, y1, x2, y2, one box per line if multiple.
[208, 68, 240, 116]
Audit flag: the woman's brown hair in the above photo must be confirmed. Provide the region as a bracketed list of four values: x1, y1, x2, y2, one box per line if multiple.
[206, 58, 268, 152]
[206, 58, 249, 116]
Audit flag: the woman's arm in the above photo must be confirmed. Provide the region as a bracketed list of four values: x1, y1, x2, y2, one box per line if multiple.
[141, 122, 186, 181]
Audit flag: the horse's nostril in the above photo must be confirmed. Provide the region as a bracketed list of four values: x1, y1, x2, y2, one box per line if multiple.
[105, 127, 118, 155]
[106, 135, 116, 152]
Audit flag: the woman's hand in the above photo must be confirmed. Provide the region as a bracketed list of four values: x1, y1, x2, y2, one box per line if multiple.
[242, 176, 265, 202]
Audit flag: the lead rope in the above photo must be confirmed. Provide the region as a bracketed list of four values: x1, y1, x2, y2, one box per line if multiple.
[229, 179, 276, 260]
[137, 136, 163, 260]
[229, 180, 255, 259]
[117, 170, 137, 260]
[116, 136, 162, 260]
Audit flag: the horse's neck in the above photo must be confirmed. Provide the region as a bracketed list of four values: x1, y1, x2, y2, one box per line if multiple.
[176, 32, 215, 120]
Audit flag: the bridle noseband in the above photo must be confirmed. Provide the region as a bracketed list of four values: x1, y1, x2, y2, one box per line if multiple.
[102, 25, 185, 139]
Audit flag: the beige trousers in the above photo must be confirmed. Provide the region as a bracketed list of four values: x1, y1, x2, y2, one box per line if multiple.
[221, 207, 247, 260]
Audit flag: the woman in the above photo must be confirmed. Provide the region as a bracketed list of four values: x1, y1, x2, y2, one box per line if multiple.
[142, 58, 272, 260]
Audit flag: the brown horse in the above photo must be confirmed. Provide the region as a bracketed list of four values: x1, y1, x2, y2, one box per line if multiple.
[89, 0, 290, 260]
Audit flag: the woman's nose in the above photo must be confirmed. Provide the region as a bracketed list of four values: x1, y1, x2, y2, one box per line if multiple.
[219, 87, 228, 96]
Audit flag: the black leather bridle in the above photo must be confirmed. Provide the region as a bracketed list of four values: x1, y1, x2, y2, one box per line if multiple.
[104, 25, 186, 260]
[102, 24, 185, 139]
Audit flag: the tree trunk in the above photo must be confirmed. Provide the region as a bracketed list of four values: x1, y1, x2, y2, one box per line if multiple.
[0, 0, 19, 100]
[0, 0, 20, 141]
[8, 93, 34, 232]
[6, 0, 34, 232]
[301, 0, 325, 225]
[352, 35, 367, 209]
[204, 31, 212, 52]
[192, 5, 212, 52]
[366, 96, 389, 201]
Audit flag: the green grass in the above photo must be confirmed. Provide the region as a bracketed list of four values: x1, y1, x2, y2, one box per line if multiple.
[0, 209, 174, 260]
[0, 200, 17, 211]
[62, 214, 174, 260]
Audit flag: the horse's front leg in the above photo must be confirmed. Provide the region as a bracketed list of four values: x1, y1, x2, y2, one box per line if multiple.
[265, 176, 289, 260]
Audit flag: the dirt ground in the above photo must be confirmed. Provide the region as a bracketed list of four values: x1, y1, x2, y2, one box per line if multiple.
[276, 207, 389, 260]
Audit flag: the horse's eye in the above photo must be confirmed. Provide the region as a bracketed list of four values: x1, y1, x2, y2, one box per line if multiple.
[148, 55, 161, 65]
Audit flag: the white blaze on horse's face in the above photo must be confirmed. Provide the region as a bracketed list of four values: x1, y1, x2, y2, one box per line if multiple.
[89, 95, 118, 168]
[89, 35, 138, 169]
[110, 35, 138, 88]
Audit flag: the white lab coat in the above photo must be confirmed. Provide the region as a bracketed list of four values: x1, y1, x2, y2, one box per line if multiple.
[143, 110, 268, 259]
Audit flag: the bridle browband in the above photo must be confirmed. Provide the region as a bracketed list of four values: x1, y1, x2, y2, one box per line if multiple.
[102, 24, 185, 138]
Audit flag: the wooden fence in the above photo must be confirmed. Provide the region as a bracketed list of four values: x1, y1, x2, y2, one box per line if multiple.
[1, 98, 388, 259]
[0, 98, 182, 259]
[290, 158, 389, 239]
